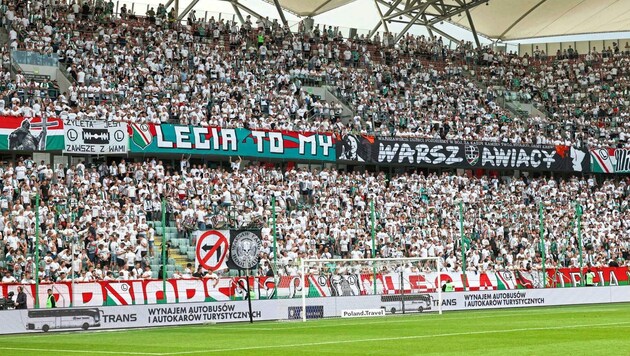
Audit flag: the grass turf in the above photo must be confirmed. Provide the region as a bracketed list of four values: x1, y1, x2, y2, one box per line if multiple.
[1, 303, 629, 356]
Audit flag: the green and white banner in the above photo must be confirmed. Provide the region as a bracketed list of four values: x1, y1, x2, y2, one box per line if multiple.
[590, 147, 630, 173]
[128, 123, 336, 161]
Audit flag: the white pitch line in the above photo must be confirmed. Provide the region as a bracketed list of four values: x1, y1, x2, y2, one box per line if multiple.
[0, 325, 190, 340]
[161, 321, 630, 355]
[197, 326, 275, 331]
[210, 307, 622, 332]
[0, 325, 275, 341]
[1, 307, 616, 340]
[0, 347, 162, 355]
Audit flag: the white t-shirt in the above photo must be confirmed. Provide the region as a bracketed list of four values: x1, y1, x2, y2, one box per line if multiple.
[222, 190, 232, 204]
[2, 275, 17, 283]
[15, 166, 26, 180]
[126, 251, 136, 267]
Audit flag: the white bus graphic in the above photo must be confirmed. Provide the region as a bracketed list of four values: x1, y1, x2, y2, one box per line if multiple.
[26, 308, 102, 332]
[381, 294, 432, 314]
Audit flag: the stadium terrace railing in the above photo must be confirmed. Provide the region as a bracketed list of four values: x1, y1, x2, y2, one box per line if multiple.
[11, 51, 59, 68]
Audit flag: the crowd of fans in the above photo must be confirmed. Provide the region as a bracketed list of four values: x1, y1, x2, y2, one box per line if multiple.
[473, 45, 630, 148]
[0, 156, 628, 284]
[0, 0, 627, 147]
[0, 2, 628, 286]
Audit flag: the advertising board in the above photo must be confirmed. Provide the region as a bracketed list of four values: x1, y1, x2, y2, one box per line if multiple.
[0, 287, 628, 334]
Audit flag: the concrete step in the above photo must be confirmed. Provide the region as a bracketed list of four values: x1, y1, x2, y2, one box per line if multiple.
[155, 232, 193, 269]
[0, 27, 9, 46]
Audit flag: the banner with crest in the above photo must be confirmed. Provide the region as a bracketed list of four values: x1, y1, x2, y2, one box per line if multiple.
[336, 135, 589, 172]
[128, 123, 335, 161]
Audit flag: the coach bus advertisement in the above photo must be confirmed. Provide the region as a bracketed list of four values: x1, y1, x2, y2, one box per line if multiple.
[8, 302, 266, 333]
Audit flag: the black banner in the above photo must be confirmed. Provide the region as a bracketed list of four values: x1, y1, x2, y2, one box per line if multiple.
[227, 230, 262, 271]
[337, 135, 589, 172]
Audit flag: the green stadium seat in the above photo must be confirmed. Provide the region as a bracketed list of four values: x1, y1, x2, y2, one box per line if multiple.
[179, 245, 188, 254]
[187, 251, 195, 261]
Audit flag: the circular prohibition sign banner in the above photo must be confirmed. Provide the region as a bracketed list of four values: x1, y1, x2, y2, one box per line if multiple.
[195, 230, 229, 271]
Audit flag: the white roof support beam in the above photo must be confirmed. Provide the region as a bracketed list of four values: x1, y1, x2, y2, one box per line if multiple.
[231, 2, 245, 23]
[381, 0, 434, 21]
[229, 0, 266, 21]
[422, 14, 434, 39]
[368, 0, 403, 38]
[374, 0, 487, 44]
[272, 0, 289, 27]
[395, 1, 430, 42]
[177, 0, 199, 21]
[463, 4, 480, 48]
[373, 0, 391, 35]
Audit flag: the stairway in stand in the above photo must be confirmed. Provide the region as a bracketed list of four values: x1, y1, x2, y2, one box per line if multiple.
[150, 221, 196, 277]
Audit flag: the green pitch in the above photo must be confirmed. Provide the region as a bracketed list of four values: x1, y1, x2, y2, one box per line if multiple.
[1, 303, 629, 356]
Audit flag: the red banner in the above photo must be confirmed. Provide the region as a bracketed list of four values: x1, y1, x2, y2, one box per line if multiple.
[1, 267, 628, 308]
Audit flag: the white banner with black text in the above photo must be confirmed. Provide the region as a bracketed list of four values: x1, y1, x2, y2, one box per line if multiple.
[64, 120, 128, 155]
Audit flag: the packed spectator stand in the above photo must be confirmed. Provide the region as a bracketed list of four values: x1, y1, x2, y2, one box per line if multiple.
[0, 157, 628, 284]
[0, 1, 629, 286]
[1, 0, 627, 146]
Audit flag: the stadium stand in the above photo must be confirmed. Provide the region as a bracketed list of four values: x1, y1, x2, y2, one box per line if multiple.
[0, 1, 628, 285]
[0, 156, 628, 283]
[0, 1, 627, 146]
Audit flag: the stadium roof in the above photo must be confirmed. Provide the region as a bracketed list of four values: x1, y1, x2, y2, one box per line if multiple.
[448, 0, 630, 41]
[268, 0, 359, 17]
[369, 0, 630, 42]
[192, 1, 630, 43]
